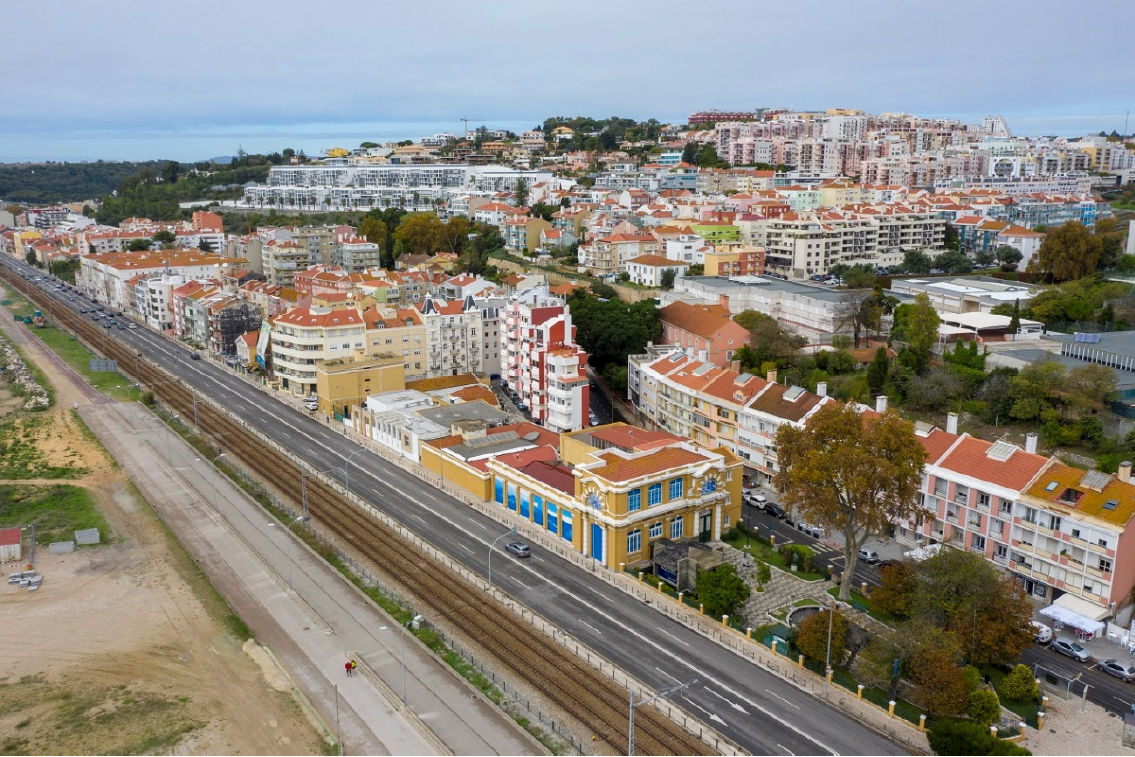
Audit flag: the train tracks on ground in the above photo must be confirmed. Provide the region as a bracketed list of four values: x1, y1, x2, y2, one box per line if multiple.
[1, 269, 713, 756]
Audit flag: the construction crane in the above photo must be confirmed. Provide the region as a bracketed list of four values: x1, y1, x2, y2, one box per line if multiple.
[460, 117, 484, 139]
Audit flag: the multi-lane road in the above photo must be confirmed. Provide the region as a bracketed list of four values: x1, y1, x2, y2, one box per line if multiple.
[2, 259, 908, 756]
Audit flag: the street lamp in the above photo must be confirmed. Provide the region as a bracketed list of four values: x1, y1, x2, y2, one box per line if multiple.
[487, 527, 518, 587]
[268, 515, 310, 591]
[342, 447, 366, 493]
[825, 597, 836, 692]
[628, 679, 696, 756]
[209, 452, 227, 510]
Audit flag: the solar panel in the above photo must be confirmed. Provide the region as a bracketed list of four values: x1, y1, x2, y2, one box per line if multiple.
[1104, 500, 1119, 511]
[1045, 481, 1059, 492]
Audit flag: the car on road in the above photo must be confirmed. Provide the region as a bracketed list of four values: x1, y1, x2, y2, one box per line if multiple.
[858, 548, 879, 564]
[128, 323, 137, 329]
[1100, 659, 1135, 682]
[764, 502, 786, 519]
[190, 352, 201, 360]
[1031, 621, 1053, 644]
[102, 321, 112, 329]
[1051, 637, 1091, 662]
[505, 542, 531, 558]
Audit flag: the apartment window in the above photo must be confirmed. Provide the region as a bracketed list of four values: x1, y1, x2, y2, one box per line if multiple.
[650, 522, 663, 539]
[971, 534, 986, 551]
[1072, 528, 1081, 538]
[670, 516, 684, 539]
[628, 489, 641, 512]
[994, 543, 1008, 559]
[999, 500, 1012, 516]
[1098, 537, 1109, 549]
[955, 485, 969, 504]
[627, 529, 642, 554]
[648, 483, 662, 507]
[669, 478, 683, 500]
[1099, 558, 1113, 573]
[547, 502, 558, 533]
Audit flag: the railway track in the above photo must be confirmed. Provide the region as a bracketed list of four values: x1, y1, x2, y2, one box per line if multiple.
[2, 270, 714, 756]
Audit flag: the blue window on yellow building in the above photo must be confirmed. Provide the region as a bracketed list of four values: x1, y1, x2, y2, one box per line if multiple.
[627, 529, 641, 554]
[562, 509, 573, 542]
[650, 522, 662, 539]
[520, 489, 530, 518]
[533, 494, 544, 527]
[507, 483, 517, 511]
[547, 502, 559, 533]
[628, 488, 641, 511]
[669, 478, 683, 500]
[648, 483, 662, 507]
[671, 515, 684, 539]
[494, 477, 504, 505]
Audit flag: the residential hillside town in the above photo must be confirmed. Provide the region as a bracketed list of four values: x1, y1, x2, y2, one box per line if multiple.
[6, 105, 1135, 755]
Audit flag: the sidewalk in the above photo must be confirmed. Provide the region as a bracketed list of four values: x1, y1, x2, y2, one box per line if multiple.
[80, 401, 541, 756]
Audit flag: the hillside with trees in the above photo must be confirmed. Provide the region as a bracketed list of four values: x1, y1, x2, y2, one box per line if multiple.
[0, 161, 155, 204]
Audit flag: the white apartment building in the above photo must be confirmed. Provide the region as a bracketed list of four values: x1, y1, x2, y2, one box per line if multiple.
[270, 307, 367, 396]
[77, 250, 242, 312]
[418, 296, 484, 377]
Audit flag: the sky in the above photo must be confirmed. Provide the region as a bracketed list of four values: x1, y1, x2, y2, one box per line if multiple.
[3, 0, 1133, 163]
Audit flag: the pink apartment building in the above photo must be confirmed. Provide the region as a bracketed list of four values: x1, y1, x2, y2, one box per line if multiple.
[659, 302, 750, 367]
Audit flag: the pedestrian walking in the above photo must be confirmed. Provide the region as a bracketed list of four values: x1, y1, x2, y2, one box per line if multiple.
[350, 660, 357, 675]
[345, 661, 353, 677]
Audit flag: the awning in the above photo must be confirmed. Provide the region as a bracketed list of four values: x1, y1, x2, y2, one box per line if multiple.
[1039, 593, 1108, 637]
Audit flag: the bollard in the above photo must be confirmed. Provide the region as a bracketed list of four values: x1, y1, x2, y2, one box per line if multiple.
[746, 627, 753, 640]
[857, 684, 864, 700]
[638, 571, 644, 582]
[861, 581, 868, 596]
[770, 534, 775, 547]
[918, 714, 926, 732]
[1037, 710, 1045, 729]
[990, 725, 998, 737]
[657, 580, 664, 594]
[699, 603, 704, 615]
[722, 614, 729, 627]
[826, 669, 833, 685]
[770, 642, 777, 657]
[888, 700, 896, 718]
[620, 562, 625, 572]
[678, 591, 684, 605]
[797, 654, 805, 668]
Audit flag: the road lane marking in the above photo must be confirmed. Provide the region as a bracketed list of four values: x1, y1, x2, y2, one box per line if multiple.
[658, 627, 690, 647]
[766, 689, 800, 709]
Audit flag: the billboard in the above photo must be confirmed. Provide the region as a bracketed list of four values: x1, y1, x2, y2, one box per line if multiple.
[255, 321, 271, 369]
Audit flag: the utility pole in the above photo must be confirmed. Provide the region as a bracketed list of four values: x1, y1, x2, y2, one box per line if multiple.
[629, 680, 696, 756]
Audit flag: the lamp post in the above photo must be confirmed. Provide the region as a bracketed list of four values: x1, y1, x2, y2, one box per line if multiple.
[342, 447, 366, 493]
[300, 464, 342, 518]
[487, 527, 518, 587]
[209, 452, 227, 510]
[268, 515, 310, 590]
[825, 599, 835, 692]
[21, 524, 36, 570]
[628, 679, 696, 756]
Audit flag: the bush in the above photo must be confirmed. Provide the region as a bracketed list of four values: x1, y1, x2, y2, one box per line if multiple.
[724, 526, 739, 541]
[1000, 664, 1039, 702]
[963, 665, 982, 692]
[928, 718, 1031, 756]
[696, 564, 750, 617]
[795, 609, 849, 665]
[780, 544, 815, 573]
[967, 688, 1001, 727]
[757, 562, 772, 586]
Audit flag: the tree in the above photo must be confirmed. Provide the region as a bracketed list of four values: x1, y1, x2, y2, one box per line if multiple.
[681, 142, 698, 165]
[514, 178, 529, 208]
[866, 347, 889, 394]
[1032, 221, 1103, 282]
[967, 688, 1001, 727]
[1008, 299, 1021, 335]
[835, 290, 882, 348]
[756, 561, 772, 587]
[393, 212, 443, 256]
[795, 609, 849, 665]
[973, 248, 995, 267]
[871, 560, 917, 619]
[660, 269, 677, 290]
[696, 564, 750, 617]
[197, 237, 214, 254]
[740, 311, 805, 366]
[126, 238, 151, 251]
[995, 245, 1023, 271]
[900, 249, 933, 274]
[1063, 363, 1118, 416]
[935, 250, 974, 274]
[775, 404, 926, 601]
[1001, 664, 1039, 702]
[437, 216, 471, 254]
[151, 229, 176, 246]
[891, 293, 941, 374]
[359, 217, 388, 254]
[910, 643, 969, 716]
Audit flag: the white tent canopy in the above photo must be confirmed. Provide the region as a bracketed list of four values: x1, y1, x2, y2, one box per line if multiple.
[1039, 594, 1108, 637]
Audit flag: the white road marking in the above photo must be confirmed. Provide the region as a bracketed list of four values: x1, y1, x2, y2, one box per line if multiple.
[655, 666, 682, 684]
[777, 744, 795, 755]
[766, 689, 800, 709]
[704, 685, 748, 713]
[658, 627, 690, 647]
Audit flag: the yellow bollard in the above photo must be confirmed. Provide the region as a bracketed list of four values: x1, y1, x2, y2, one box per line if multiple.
[638, 571, 644, 582]
[699, 603, 704, 615]
[888, 700, 896, 718]
[770, 534, 776, 547]
[990, 726, 998, 737]
[857, 684, 864, 700]
[797, 654, 805, 668]
[861, 581, 868, 596]
[746, 627, 753, 640]
[678, 591, 684, 605]
[722, 614, 729, 627]
[1037, 711, 1045, 729]
[918, 714, 926, 732]
[826, 669, 834, 686]
[658, 580, 665, 594]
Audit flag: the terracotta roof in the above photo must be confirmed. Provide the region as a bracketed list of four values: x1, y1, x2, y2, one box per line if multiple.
[587, 446, 710, 483]
[917, 426, 960, 465]
[660, 301, 741, 340]
[588, 426, 686, 452]
[1023, 461, 1135, 527]
[747, 383, 826, 423]
[451, 385, 499, 406]
[627, 254, 684, 267]
[406, 373, 481, 392]
[516, 458, 577, 495]
[275, 307, 363, 328]
[937, 435, 1048, 491]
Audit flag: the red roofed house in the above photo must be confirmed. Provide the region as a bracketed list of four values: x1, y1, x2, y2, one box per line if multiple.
[624, 254, 688, 287]
[269, 306, 366, 396]
[659, 301, 750, 367]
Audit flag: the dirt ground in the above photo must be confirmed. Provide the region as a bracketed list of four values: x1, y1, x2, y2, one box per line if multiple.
[0, 297, 324, 756]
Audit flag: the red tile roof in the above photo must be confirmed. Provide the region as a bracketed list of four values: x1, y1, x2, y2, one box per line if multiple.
[936, 436, 1048, 491]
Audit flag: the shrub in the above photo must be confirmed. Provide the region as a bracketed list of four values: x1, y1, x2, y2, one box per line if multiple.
[696, 564, 750, 617]
[780, 544, 815, 573]
[963, 665, 982, 692]
[927, 718, 1031, 756]
[967, 688, 1001, 727]
[756, 562, 772, 586]
[724, 526, 739, 541]
[795, 609, 849, 665]
[1000, 664, 1039, 702]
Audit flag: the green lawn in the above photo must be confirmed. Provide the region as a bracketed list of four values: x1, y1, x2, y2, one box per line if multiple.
[25, 323, 136, 402]
[0, 484, 110, 545]
[724, 532, 826, 581]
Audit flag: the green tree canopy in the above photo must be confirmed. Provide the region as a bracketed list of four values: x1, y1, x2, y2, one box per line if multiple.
[696, 564, 750, 617]
[795, 609, 850, 665]
[1032, 221, 1102, 282]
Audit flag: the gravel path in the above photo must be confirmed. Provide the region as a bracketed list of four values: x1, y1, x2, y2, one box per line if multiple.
[1020, 691, 1129, 755]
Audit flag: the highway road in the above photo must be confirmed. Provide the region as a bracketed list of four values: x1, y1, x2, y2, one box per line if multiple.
[3, 259, 908, 756]
[1020, 642, 1135, 716]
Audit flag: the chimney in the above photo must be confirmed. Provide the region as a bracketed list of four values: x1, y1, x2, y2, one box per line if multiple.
[946, 412, 959, 435]
[766, 369, 778, 384]
[816, 382, 827, 397]
[875, 395, 888, 413]
[1119, 461, 1133, 484]
[1025, 433, 1038, 454]
[730, 360, 741, 373]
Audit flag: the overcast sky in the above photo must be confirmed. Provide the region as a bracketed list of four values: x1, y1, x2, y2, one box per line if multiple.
[3, 0, 1132, 162]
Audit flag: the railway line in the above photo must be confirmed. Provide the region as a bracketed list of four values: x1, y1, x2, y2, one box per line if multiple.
[2, 269, 713, 756]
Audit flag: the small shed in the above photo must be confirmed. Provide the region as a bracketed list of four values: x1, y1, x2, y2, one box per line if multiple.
[0, 527, 22, 562]
[651, 538, 723, 592]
